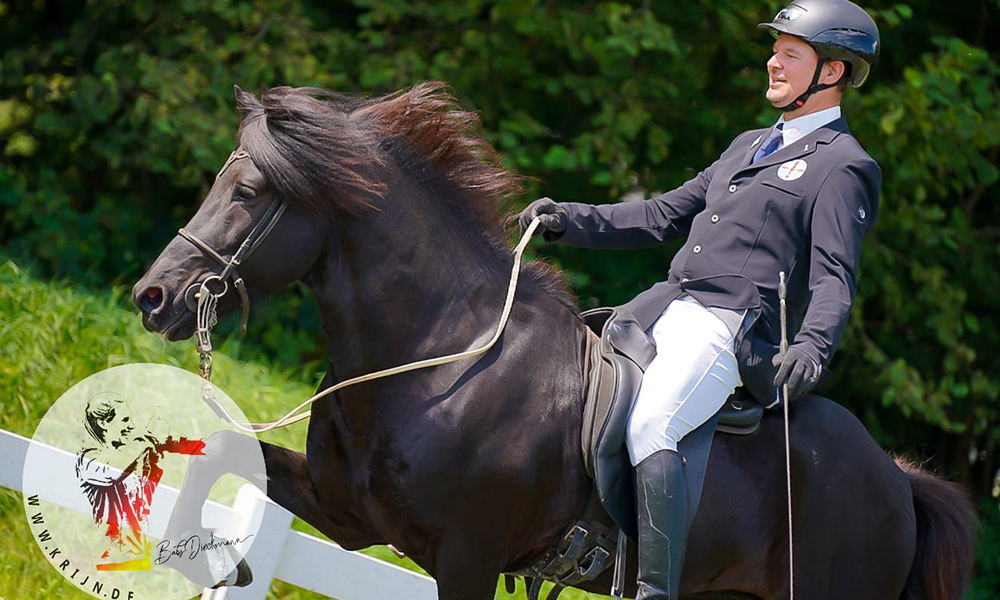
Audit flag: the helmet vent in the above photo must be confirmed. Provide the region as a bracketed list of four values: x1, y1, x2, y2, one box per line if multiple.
[776, 6, 805, 21]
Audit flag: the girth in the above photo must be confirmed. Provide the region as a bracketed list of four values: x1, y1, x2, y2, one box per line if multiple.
[509, 520, 618, 600]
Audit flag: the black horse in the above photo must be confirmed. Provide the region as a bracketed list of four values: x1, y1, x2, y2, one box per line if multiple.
[133, 83, 975, 599]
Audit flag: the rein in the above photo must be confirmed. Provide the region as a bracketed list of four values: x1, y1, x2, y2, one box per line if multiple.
[190, 214, 542, 433]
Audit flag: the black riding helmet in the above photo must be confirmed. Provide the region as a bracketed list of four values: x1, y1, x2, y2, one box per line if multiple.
[759, 0, 880, 110]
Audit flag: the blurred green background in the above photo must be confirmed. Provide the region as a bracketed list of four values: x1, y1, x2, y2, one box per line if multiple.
[1, 0, 998, 597]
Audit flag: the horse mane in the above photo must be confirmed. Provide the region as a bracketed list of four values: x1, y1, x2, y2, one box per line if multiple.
[235, 85, 385, 214]
[234, 83, 577, 311]
[352, 82, 523, 239]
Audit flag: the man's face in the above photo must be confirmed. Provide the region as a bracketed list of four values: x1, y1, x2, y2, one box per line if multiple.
[765, 34, 820, 107]
[105, 405, 135, 447]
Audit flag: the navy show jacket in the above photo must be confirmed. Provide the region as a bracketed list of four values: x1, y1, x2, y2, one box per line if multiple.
[550, 117, 881, 405]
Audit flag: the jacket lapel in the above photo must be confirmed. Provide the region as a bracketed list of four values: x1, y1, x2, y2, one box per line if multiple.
[741, 127, 773, 168]
[736, 117, 850, 175]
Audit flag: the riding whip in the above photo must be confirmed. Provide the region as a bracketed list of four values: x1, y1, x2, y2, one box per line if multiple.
[779, 271, 795, 600]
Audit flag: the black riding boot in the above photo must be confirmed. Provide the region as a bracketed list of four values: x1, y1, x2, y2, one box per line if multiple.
[635, 448, 690, 600]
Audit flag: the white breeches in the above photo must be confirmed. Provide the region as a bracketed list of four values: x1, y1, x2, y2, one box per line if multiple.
[625, 295, 744, 466]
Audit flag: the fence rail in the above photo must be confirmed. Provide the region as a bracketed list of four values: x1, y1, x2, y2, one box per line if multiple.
[0, 427, 438, 600]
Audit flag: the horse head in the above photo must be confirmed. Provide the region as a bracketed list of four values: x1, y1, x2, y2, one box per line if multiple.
[132, 82, 583, 392]
[131, 85, 380, 340]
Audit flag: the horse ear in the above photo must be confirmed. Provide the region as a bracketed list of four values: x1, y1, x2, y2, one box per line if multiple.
[234, 85, 257, 111]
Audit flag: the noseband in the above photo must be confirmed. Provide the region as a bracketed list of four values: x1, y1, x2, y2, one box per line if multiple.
[175, 150, 287, 354]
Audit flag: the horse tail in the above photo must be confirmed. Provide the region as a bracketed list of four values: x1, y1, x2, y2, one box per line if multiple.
[896, 457, 976, 600]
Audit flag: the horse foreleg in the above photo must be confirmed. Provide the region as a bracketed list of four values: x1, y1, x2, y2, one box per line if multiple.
[172, 430, 361, 539]
[256, 440, 365, 540]
[165, 430, 363, 588]
[162, 429, 263, 587]
[166, 430, 264, 525]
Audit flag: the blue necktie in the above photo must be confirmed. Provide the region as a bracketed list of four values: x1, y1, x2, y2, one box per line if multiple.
[752, 124, 784, 164]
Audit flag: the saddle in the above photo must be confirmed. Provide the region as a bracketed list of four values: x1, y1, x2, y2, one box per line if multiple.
[580, 307, 763, 540]
[511, 307, 764, 600]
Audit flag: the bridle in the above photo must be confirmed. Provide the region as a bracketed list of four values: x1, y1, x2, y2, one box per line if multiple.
[175, 149, 287, 377]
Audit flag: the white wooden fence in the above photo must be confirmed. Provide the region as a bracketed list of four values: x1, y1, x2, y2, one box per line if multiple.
[0, 427, 438, 600]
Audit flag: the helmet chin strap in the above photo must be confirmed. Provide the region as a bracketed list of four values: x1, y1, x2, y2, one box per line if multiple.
[779, 58, 843, 112]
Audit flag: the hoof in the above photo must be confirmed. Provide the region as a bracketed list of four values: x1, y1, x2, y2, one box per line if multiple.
[203, 532, 253, 588]
[210, 553, 253, 588]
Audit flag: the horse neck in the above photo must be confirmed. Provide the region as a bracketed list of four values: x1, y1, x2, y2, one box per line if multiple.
[304, 166, 514, 377]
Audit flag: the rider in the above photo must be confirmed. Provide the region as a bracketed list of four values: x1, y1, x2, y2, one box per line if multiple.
[519, 1, 881, 597]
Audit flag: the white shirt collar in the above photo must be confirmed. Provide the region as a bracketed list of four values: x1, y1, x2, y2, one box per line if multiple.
[777, 105, 841, 147]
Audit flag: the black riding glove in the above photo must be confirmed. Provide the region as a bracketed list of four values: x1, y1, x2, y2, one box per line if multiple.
[772, 347, 822, 402]
[518, 197, 567, 235]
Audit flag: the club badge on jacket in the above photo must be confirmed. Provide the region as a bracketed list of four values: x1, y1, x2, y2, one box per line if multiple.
[778, 160, 808, 181]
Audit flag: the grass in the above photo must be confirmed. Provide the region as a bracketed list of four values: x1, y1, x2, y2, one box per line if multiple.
[0, 260, 605, 600]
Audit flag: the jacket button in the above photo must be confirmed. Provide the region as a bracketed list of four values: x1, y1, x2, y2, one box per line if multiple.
[710, 214, 719, 223]
[693, 245, 702, 254]
[728, 184, 737, 193]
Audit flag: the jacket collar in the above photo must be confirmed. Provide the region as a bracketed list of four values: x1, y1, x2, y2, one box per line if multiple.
[738, 116, 850, 174]
[780, 105, 842, 147]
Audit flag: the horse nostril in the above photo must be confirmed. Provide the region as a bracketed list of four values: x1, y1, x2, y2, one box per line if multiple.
[137, 286, 164, 314]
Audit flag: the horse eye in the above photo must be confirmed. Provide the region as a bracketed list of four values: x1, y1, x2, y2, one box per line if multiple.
[235, 185, 257, 201]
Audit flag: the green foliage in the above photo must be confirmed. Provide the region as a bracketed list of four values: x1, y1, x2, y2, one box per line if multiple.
[833, 37, 1000, 491]
[972, 500, 1000, 600]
